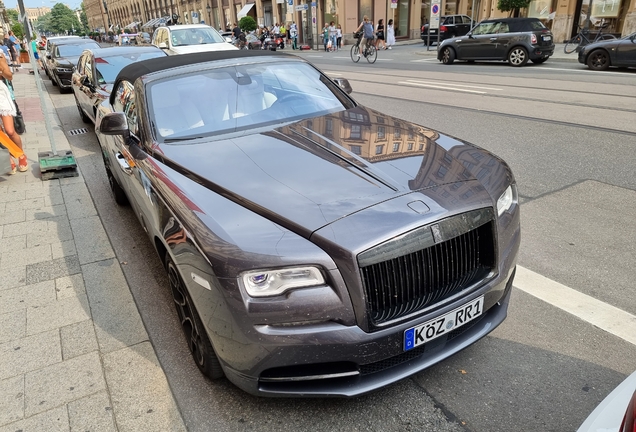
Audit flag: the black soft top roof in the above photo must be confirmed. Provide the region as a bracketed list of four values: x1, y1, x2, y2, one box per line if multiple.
[479, 17, 544, 32]
[111, 50, 293, 104]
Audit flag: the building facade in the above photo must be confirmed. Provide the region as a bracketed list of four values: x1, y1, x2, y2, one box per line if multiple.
[92, 0, 635, 43]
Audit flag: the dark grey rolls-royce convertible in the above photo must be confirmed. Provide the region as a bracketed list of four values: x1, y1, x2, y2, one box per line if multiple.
[95, 51, 520, 397]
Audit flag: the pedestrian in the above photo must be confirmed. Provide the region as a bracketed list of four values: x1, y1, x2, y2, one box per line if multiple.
[355, 15, 375, 57]
[336, 24, 342, 49]
[290, 22, 298, 49]
[30, 39, 42, 71]
[386, 19, 395, 49]
[376, 19, 387, 50]
[0, 55, 27, 173]
[328, 21, 337, 51]
[3, 34, 18, 68]
[322, 24, 329, 51]
[279, 23, 286, 44]
[232, 23, 241, 39]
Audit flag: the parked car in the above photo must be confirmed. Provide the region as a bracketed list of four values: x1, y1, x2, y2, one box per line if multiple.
[220, 31, 234, 43]
[421, 14, 474, 45]
[95, 50, 520, 397]
[577, 370, 636, 432]
[42, 36, 81, 78]
[578, 32, 636, 70]
[134, 32, 152, 45]
[438, 17, 555, 66]
[151, 24, 237, 55]
[72, 46, 166, 124]
[47, 40, 101, 93]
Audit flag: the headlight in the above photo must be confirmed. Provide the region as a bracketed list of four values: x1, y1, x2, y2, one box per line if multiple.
[241, 266, 325, 297]
[56, 67, 72, 73]
[497, 184, 518, 216]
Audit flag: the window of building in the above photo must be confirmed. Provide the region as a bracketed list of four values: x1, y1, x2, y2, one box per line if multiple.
[436, 165, 448, 179]
[394, 129, 401, 139]
[350, 145, 362, 155]
[325, 119, 333, 136]
[378, 126, 385, 139]
[407, 143, 413, 150]
[393, 142, 400, 152]
[350, 124, 361, 139]
[375, 145, 384, 155]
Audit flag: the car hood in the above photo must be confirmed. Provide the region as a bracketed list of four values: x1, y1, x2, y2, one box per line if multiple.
[56, 56, 80, 67]
[155, 108, 501, 236]
[170, 43, 238, 54]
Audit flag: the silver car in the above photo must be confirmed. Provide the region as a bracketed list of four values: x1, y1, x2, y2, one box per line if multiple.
[95, 51, 520, 397]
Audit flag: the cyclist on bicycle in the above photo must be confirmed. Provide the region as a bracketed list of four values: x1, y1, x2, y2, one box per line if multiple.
[355, 16, 375, 57]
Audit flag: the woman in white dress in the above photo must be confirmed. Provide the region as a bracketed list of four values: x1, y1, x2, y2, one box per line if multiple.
[386, 19, 396, 49]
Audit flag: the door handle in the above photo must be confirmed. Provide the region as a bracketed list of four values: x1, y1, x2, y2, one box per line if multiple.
[116, 152, 132, 175]
[490, 37, 497, 41]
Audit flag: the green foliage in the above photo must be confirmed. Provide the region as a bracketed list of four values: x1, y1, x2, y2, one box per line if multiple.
[239, 16, 257, 32]
[7, 9, 19, 25]
[48, 3, 81, 34]
[497, 0, 531, 16]
[11, 23, 24, 39]
[80, 2, 89, 33]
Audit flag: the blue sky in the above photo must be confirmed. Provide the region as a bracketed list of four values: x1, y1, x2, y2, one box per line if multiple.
[6, 1, 83, 12]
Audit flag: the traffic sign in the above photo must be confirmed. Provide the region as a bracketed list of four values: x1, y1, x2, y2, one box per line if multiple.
[430, 0, 441, 30]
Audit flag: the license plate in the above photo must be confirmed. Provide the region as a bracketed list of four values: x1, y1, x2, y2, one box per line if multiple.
[543, 35, 552, 41]
[404, 296, 484, 351]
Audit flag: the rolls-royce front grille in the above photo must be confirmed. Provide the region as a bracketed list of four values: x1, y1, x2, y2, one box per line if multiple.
[359, 209, 496, 328]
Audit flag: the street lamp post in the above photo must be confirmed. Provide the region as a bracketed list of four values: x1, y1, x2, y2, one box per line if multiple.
[206, 3, 211, 27]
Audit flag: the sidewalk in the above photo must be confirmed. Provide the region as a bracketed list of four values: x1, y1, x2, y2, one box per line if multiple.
[0, 64, 186, 431]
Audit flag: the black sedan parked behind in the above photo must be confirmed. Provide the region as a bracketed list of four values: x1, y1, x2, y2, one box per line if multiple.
[438, 17, 554, 66]
[72, 46, 166, 123]
[578, 32, 636, 70]
[421, 14, 474, 45]
[47, 40, 100, 93]
[95, 51, 520, 397]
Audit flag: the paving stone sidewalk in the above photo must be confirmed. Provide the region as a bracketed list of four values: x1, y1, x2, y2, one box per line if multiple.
[0, 64, 186, 431]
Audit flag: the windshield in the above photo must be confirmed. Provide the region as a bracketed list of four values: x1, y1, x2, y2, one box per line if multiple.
[95, 51, 166, 84]
[58, 43, 99, 57]
[148, 61, 352, 141]
[170, 27, 225, 46]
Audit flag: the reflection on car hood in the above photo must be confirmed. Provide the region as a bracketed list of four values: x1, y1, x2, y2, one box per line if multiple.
[156, 108, 503, 234]
[56, 56, 80, 67]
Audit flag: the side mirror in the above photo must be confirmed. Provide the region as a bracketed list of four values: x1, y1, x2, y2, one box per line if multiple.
[467, 32, 473, 38]
[158, 42, 167, 49]
[333, 78, 352, 94]
[97, 112, 130, 138]
[631, 34, 636, 42]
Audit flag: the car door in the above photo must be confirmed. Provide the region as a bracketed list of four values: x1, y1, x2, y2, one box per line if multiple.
[74, 54, 88, 108]
[457, 21, 499, 59]
[490, 22, 513, 59]
[79, 54, 97, 119]
[456, 16, 473, 36]
[614, 36, 636, 66]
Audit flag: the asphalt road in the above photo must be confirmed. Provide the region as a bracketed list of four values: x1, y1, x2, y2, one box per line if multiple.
[46, 50, 636, 432]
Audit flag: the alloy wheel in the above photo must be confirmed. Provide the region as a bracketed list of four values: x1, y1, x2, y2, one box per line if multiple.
[508, 47, 528, 67]
[587, 50, 610, 71]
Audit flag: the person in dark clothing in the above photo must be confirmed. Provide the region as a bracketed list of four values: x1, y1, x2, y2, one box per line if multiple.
[232, 23, 241, 39]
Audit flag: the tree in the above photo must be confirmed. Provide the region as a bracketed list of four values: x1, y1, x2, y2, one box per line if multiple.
[7, 9, 19, 25]
[35, 13, 53, 34]
[11, 23, 24, 40]
[497, 0, 531, 17]
[80, 2, 89, 33]
[48, 3, 81, 34]
[239, 16, 257, 32]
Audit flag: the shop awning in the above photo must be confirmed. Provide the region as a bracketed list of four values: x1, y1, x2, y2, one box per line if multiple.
[237, 3, 255, 19]
[142, 16, 169, 28]
[123, 21, 140, 29]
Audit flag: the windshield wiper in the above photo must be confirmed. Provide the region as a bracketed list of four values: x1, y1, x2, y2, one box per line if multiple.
[163, 136, 205, 143]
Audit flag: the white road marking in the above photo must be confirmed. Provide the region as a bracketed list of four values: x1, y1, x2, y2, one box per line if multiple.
[398, 81, 487, 94]
[411, 58, 439, 63]
[534, 66, 631, 76]
[405, 79, 502, 91]
[515, 266, 636, 346]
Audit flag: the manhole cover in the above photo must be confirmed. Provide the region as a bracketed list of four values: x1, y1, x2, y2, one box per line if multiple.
[68, 128, 88, 136]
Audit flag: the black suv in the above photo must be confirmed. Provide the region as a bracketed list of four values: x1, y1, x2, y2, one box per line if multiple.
[421, 15, 474, 45]
[437, 18, 555, 66]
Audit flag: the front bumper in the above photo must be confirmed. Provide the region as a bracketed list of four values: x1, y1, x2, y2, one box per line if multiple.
[55, 71, 73, 88]
[216, 244, 518, 397]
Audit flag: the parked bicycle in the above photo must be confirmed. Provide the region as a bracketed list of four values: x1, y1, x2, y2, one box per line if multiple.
[564, 21, 617, 54]
[350, 31, 377, 64]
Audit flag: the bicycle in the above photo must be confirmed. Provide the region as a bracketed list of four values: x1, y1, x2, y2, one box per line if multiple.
[350, 32, 377, 64]
[564, 21, 617, 54]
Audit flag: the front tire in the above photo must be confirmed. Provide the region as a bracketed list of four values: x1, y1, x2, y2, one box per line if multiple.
[166, 254, 224, 380]
[508, 47, 529, 66]
[75, 95, 91, 123]
[104, 165, 129, 206]
[586, 49, 610, 71]
[351, 44, 360, 63]
[440, 47, 455, 64]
